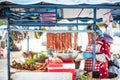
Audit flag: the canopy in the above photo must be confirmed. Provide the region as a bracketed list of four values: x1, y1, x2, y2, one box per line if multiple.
[0, 0, 120, 23]
[0, 0, 120, 5]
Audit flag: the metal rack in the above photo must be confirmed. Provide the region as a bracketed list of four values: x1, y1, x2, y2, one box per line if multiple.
[2, 3, 120, 80]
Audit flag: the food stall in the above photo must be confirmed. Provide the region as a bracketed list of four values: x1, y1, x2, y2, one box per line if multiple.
[0, 0, 120, 80]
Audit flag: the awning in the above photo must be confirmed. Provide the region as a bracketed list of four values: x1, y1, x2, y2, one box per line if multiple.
[0, 0, 120, 22]
[0, 0, 120, 5]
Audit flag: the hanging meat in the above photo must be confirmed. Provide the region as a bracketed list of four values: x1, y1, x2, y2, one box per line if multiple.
[46, 33, 72, 51]
[74, 33, 77, 50]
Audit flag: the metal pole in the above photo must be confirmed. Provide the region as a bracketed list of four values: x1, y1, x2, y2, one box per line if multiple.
[92, 8, 97, 71]
[7, 19, 11, 80]
[10, 28, 100, 33]
[5, 7, 11, 80]
[27, 35, 29, 51]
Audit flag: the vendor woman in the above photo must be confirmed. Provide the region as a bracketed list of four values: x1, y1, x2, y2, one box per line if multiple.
[84, 25, 113, 79]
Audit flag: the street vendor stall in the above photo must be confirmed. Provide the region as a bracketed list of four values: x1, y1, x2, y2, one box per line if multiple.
[0, 0, 120, 80]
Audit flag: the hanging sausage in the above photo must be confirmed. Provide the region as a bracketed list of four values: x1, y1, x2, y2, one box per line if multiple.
[46, 33, 72, 52]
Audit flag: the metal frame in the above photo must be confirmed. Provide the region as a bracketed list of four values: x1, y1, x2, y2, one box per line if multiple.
[2, 4, 120, 80]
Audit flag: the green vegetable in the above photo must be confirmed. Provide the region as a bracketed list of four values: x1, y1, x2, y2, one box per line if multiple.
[26, 59, 35, 65]
[80, 75, 87, 80]
[33, 53, 39, 60]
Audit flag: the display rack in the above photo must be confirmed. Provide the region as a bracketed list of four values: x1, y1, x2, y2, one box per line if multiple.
[2, 3, 120, 80]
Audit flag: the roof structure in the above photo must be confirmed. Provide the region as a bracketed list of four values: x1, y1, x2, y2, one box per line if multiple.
[0, 0, 120, 5]
[0, 0, 120, 22]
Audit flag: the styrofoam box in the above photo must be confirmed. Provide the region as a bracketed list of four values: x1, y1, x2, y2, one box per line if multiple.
[0, 71, 8, 80]
[0, 59, 8, 80]
[0, 59, 7, 70]
[11, 72, 72, 80]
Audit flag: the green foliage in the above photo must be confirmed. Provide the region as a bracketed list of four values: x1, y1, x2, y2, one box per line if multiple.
[0, 19, 7, 26]
[97, 21, 116, 28]
[96, 22, 104, 26]
[111, 21, 116, 28]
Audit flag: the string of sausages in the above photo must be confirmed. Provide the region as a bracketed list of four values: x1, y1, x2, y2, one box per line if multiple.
[46, 33, 72, 51]
[74, 33, 77, 50]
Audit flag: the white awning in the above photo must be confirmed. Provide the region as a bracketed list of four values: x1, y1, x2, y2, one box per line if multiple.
[0, 0, 120, 5]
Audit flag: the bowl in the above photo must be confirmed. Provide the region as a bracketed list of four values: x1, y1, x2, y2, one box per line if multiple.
[53, 53, 73, 62]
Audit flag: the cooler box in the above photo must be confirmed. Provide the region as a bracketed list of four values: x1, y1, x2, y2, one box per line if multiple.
[48, 60, 75, 80]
